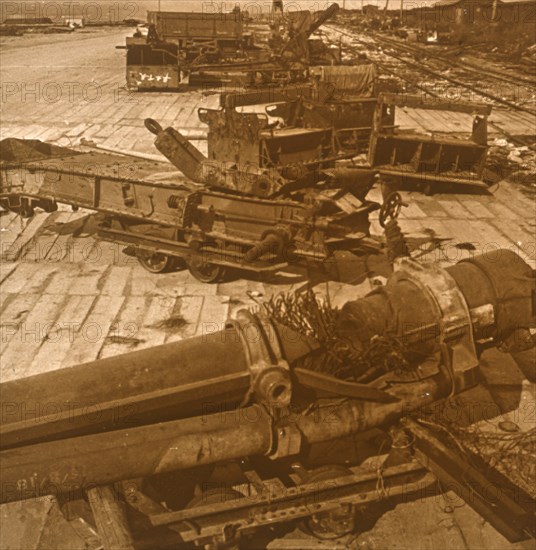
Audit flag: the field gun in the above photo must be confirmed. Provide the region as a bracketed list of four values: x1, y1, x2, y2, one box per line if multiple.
[0, 90, 396, 283]
[123, 4, 342, 90]
[1, 249, 535, 548]
[275, 2, 341, 67]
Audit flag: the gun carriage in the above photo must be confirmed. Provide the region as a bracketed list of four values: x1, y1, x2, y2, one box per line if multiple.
[1, 248, 534, 548]
[0, 101, 391, 283]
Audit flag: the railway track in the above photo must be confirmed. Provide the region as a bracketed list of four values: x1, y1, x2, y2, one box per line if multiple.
[374, 34, 536, 89]
[324, 25, 536, 117]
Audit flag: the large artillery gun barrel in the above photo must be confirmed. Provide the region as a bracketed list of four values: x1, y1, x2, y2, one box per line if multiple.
[1, 250, 534, 504]
[306, 2, 340, 36]
[278, 3, 340, 60]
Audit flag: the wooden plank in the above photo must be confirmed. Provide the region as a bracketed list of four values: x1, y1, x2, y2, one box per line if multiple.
[1, 294, 68, 381]
[1, 216, 29, 252]
[466, 219, 515, 257]
[68, 264, 110, 296]
[64, 226, 102, 264]
[398, 218, 433, 239]
[86, 485, 135, 550]
[43, 211, 91, 263]
[436, 199, 472, 219]
[401, 199, 428, 219]
[134, 295, 179, 349]
[459, 199, 495, 219]
[164, 296, 204, 343]
[438, 218, 481, 250]
[100, 266, 132, 297]
[31, 210, 79, 262]
[413, 198, 450, 218]
[101, 131, 129, 150]
[150, 97, 180, 122]
[425, 110, 466, 134]
[194, 295, 229, 337]
[129, 267, 168, 297]
[479, 198, 519, 220]
[64, 122, 92, 138]
[19, 264, 59, 294]
[45, 265, 81, 295]
[395, 110, 428, 134]
[61, 295, 125, 367]
[493, 183, 535, 218]
[1, 212, 50, 262]
[0, 212, 17, 230]
[99, 296, 147, 359]
[489, 219, 536, 261]
[29, 295, 96, 375]
[92, 239, 133, 268]
[17, 211, 60, 263]
[0, 293, 42, 352]
[1, 263, 44, 294]
[0, 262, 17, 285]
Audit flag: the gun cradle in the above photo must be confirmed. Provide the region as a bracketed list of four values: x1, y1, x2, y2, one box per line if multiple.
[1, 250, 534, 548]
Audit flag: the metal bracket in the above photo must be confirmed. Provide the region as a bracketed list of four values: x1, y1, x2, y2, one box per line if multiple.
[225, 309, 292, 409]
[269, 422, 302, 460]
[393, 258, 479, 395]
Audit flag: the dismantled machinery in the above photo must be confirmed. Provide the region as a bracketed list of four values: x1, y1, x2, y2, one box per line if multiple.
[369, 93, 492, 194]
[228, 63, 395, 155]
[1, 249, 535, 547]
[0, 117, 389, 282]
[124, 4, 342, 90]
[0, 90, 496, 282]
[211, 89, 493, 194]
[124, 10, 259, 90]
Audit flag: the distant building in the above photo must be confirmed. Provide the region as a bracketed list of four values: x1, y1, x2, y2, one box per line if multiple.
[3, 16, 53, 25]
[61, 16, 85, 28]
[431, 0, 499, 25]
[363, 5, 381, 16]
[403, 0, 534, 29]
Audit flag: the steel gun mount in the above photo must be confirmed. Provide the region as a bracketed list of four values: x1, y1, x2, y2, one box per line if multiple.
[1, 250, 535, 547]
[123, 3, 342, 91]
[0, 85, 398, 284]
[276, 3, 341, 67]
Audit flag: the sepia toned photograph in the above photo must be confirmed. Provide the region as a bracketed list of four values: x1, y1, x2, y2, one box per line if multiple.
[0, 0, 535, 548]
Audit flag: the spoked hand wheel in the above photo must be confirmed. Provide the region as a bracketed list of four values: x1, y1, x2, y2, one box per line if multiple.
[379, 192, 405, 228]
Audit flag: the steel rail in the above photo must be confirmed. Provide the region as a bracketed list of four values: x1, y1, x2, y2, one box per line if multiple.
[325, 25, 536, 116]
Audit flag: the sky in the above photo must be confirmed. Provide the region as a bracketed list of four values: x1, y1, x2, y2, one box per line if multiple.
[3, 0, 444, 24]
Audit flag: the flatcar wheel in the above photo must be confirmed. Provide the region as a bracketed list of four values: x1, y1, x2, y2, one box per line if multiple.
[186, 488, 243, 549]
[136, 249, 176, 274]
[299, 466, 356, 540]
[187, 258, 226, 284]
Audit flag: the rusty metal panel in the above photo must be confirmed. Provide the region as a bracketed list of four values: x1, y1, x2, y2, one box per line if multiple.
[368, 94, 491, 192]
[147, 11, 243, 42]
[126, 64, 180, 90]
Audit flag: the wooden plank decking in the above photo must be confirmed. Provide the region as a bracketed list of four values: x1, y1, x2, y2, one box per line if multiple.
[0, 26, 535, 550]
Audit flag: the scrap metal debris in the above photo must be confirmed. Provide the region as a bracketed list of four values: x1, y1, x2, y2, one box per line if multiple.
[418, 415, 536, 499]
[264, 288, 413, 378]
[1, 249, 534, 548]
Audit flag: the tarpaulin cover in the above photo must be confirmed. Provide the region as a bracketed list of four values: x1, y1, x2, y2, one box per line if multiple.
[320, 64, 377, 97]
